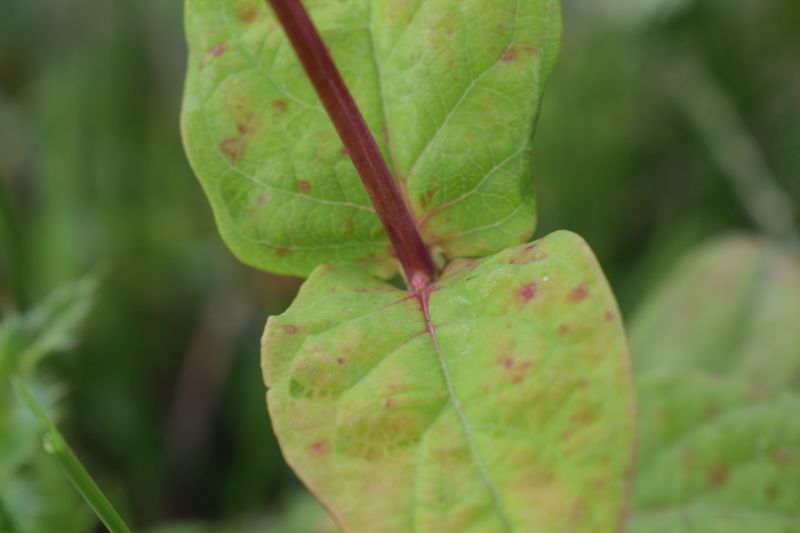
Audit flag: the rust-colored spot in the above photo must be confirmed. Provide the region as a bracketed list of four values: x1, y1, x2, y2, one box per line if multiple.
[310, 441, 329, 455]
[706, 464, 729, 488]
[570, 409, 595, 424]
[774, 448, 793, 465]
[568, 284, 589, 302]
[502, 47, 517, 62]
[298, 180, 312, 193]
[343, 218, 355, 234]
[558, 324, 570, 336]
[219, 137, 245, 162]
[256, 192, 266, 206]
[272, 98, 288, 114]
[282, 324, 298, 334]
[336, 357, 345, 365]
[235, 3, 258, 24]
[209, 42, 228, 57]
[501, 356, 514, 369]
[508, 244, 549, 265]
[384, 397, 393, 410]
[604, 310, 616, 321]
[766, 485, 779, 500]
[276, 246, 291, 257]
[518, 282, 537, 302]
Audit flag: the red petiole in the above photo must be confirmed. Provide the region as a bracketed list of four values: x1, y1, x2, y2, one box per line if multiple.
[266, 0, 436, 289]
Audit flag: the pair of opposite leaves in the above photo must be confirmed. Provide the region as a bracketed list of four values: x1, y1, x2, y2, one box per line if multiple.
[183, 1, 636, 531]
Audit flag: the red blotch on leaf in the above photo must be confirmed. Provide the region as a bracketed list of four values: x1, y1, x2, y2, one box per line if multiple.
[209, 42, 228, 57]
[336, 357, 345, 365]
[298, 180, 312, 193]
[568, 284, 589, 302]
[282, 324, 298, 334]
[558, 324, 570, 336]
[518, 282, 537, 302]
[384, 398, 393, 410]
[310, 441, 329, 455]
[604, 310, 616, 321]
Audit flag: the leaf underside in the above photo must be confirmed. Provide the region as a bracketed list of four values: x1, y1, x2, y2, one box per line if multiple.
[630, 235, 800, 532]
[262, 231, 635, 531]
[182, 0, 562, 277]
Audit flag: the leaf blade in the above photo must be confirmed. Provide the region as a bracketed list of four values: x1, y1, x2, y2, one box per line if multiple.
[182, 0, 562, 276]
[263, 231, 634, 531]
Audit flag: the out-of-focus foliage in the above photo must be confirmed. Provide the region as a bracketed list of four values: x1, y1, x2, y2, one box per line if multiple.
[630, 236, 800, 531]
[0, 276, 98, 533]
[1, 0, 798, 530]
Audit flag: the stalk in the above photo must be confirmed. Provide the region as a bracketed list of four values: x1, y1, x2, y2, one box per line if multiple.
[265, 0, 435, 287]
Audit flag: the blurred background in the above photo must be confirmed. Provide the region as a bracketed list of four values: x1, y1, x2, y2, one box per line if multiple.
[0, 0, 798, 530]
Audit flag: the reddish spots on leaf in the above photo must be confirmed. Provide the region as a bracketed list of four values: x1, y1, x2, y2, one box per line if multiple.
[384, 397, 393, 410]
[310, 441, 329, 455]
[282, 324, 298, 334]
[558, 324, 570, 336]
[568, 284, 589, 302]
[336, 357, 345, 365]
[272, 98, 288, 114]
[502, 47, 518, 62]
[219, 137, 245, 162]
[706, 464, 729, 488]
[276, 246, 291, 257]
[256, 192, 266, 206]
[235, 3, 258, 24]
[509, 244, 548, 265]
[498, 355, 532, 383]
[518, 282, 537, 302]
[604, 310, 616, 322]
[297, 180, 312, 193]
[501, 356, 514, 369]
[209, 42, 228, 57]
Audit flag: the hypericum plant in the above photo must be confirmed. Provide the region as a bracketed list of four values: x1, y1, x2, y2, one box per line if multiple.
[182, 0, 635, 530]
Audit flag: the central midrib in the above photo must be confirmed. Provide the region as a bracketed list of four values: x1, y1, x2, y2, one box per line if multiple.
[415, 285, 514, 531]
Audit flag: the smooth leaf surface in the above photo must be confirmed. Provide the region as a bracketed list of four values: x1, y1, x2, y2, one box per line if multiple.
[630, 235, 800, 393]
[183, 0, 561, 276]
[631, 372, 800, 532]
[262, 231, 634, 531]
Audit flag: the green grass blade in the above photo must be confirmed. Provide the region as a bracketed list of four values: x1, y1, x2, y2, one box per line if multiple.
[11, 377, 132, 533]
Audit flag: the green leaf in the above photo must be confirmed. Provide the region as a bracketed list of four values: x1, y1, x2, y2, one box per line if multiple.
[630, 235, 800, 393]
[262, 231, 634, 531]
[630, 372, 800, 532]
[182, 0, 562, 277]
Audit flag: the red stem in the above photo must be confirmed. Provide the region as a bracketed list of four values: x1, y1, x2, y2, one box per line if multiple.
[266, 0, 435, 287]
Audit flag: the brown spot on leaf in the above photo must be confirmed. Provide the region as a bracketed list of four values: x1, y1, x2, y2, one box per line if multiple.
[256, 192, 266, 206]
[282, 324, 298, 334]
[336, 357, 345, 365]
[570, 409, 595, 425]
[501, 356, 514, 369]
[343, 218, 355, 234]
[518, 282, 537, 302]
[310, 441, 329, 455]
[209, 42, 228, 57]
[774, 448, 793, 465]
[276, 246, 291, 257]
[272, 98, 288, 114]
[604, 310, 616, 322]
[706, 464, 729, 488]
[384, 398, 393, 410]
[297, 180, 311, 193]
[420, 189, 437, 210]
[219, 137, 245, 162]
[502, 47, 518, 62]
[235, 3, 258, 24]
[558, 324, 570, 336]
[568, 284, 589, 302]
